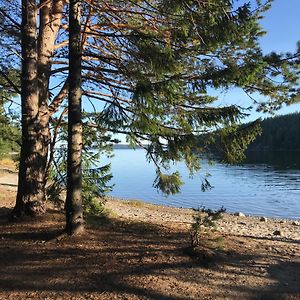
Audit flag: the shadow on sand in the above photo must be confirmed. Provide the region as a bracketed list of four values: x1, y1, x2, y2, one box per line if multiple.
[0, 210, 299, 299]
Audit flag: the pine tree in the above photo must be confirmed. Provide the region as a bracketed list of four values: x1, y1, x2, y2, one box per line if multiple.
[78, 0, 300, 193]
[0, 0, 299, 218]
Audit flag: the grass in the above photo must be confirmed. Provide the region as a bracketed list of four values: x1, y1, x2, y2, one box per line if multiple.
[204, 235, 226, 251]
[0, 157, 17, 170]
[124, 199, 145, 208]
[85, 207, 118, 229]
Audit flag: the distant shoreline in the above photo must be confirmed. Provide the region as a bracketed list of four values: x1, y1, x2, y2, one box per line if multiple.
[113, 144, 143, 149]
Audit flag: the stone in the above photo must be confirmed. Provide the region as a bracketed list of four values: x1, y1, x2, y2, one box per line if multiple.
[292, 221, 300, 226]
[260, 216, 267, 222]
[234, 212, 246, 217]
[273, 230, 282, 236]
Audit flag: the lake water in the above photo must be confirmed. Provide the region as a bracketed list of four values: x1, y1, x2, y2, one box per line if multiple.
[105, 149, 300, 220]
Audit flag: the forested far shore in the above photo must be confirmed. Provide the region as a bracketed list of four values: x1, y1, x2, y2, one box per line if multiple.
[247, 112, 300, 152]
[1, 112, 300, 157]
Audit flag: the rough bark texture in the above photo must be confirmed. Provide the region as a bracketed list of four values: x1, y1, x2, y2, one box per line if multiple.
[65, 0, 84, 235]
[12, 0, 45, 217]
[12, 0, 65, 218]
[36, 0, 65, 206]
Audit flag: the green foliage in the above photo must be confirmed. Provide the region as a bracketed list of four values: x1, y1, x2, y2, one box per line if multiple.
[153, 171, 183, 195]
[80, 0, 299, 194]
[47, 144, 113, 216]
[0, 70, 20, 156]
[82, 164, 113, 215]
[199, 120, 262, 164]
[46, 111, 116, 215]
[0, 115, 20, 156]
[218, 121, 263, 164]
[190, 207, 226, 247]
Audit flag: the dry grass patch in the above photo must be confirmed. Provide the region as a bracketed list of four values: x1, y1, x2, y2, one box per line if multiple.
[0, 158, 17, 170]
[124, 199, 145, 208]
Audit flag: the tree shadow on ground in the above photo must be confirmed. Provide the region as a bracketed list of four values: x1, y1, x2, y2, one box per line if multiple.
[0, 206, 11, 217]
[241, 234, 300, 245]
[0, 212, 299, 299]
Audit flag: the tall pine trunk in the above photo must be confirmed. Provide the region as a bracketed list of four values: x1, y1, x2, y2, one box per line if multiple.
[65, 0, 84, 235]
[12, 0, 46, 217]
[12, 0, 65, 218]
[36, 0, 65, 210]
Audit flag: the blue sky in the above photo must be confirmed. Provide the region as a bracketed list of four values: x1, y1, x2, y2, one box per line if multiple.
[260, 0, 300, 54]
[235, 0, 300, 120]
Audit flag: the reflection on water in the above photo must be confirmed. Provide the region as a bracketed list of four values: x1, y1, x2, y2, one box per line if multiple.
[106, 149, 300, 219]
[244, 151, 300, 170]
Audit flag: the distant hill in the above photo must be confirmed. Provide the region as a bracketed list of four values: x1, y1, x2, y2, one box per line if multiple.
[247, 112, 300, 151]
[113, 113, 300, 152]
[113, 144, 143, 149]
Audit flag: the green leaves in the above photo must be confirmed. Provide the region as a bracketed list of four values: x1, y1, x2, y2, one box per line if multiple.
[81, 0, 299, 195]
[153, 171, 183, 195]
[0, 69, 20, 156]
[218, 121, 262, 164]
[190, 206, 226, 247]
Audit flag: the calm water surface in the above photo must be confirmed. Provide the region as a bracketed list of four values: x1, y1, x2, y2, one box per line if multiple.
[105, 149, 300, 219]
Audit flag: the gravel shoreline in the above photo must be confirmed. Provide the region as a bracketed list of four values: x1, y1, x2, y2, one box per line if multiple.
[1, 165, 299, 242]
[105, 197, 300, 241]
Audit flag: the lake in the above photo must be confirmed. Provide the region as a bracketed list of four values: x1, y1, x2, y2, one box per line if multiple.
[105, 149, 300, 220]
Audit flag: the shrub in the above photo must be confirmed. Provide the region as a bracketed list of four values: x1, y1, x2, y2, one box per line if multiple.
[190, 206, 226, 247]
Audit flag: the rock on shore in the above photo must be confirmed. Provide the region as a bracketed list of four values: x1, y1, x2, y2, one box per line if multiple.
[105, 197, 300, 241]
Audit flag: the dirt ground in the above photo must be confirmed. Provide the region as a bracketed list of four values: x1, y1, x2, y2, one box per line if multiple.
[0, 186, 299, 300]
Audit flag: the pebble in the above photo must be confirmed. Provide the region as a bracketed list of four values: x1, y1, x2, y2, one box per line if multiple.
[292, 221, 300, 226]
[260, 217, 267, 222]
[234, 212, 246, 217]
[106, 199, 300, 241]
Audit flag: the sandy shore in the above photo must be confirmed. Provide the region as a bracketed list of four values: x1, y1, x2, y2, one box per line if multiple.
[0, 183, 300, 299]
[1, 163, 299, 241]
[105, 197, 300, 241]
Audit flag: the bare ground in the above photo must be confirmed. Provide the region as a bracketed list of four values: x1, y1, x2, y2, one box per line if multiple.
[0, 162, 299, 300]
[0, 187, 299, 300]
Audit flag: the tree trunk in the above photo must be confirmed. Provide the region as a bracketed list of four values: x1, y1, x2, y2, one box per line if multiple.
[36, 0, 65, 206]
[12, 0, 66, 219]
[12, 0, 46, 218]
[65, 0, 84, 235]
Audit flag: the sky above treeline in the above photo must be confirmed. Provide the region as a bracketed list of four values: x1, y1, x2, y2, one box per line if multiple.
[237, 0, 300, 119]
[217, 0, 300, 122]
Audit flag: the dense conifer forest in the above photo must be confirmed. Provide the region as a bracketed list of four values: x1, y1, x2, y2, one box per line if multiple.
[247, 112, 300, 151]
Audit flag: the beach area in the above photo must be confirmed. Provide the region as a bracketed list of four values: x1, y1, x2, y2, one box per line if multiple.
[0, 165, 299, 299]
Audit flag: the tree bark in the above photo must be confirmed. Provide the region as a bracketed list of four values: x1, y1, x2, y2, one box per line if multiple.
[12, 0, 45, 217]
[12, 0, 66, 218]
[65, 0, 84, 235]
[36, 0, 65, 206]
